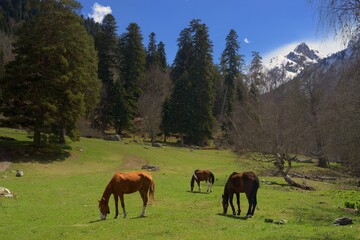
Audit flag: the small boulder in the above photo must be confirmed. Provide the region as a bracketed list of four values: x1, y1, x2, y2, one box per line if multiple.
[0, 186, 13, 197]
[334, 217, 353, 226]
[141, 165, 160, 171]
[103, 134, 121, 141]
[152, 142, 162, 147]
[16, 169, 24, 177]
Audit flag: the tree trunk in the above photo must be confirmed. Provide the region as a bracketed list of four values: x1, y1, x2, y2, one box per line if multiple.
[310, 99, 329, 168]
[33, 127, 41, 148]
[59, 126, 66, 144]
[274, 152, 314, 190]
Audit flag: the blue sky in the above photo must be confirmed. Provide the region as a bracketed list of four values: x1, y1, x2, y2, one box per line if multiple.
[77, 0, 346, 66]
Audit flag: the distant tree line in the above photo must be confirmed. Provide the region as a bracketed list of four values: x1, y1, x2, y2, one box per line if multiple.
[0, 0, 359, 177]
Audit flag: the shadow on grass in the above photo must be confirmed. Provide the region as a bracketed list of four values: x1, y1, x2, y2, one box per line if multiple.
[130, 215, 148, 220]
[88, 219, 103, 224]
[216, 213, 250, 220]
[0, 139, 71, 163]
[186, 190, 211, 194]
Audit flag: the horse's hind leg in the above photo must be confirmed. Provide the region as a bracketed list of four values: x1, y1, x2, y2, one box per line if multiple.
[206, 180, 210, 193]
[119, 194, 127, 218]
[197, 180, 201, 192]
[251, 191, 258, 216]
[245, 193, 253, 217]
[229, 194, 236, 215]
[139, 189, 148, 217]
[235, 193, 241, 215]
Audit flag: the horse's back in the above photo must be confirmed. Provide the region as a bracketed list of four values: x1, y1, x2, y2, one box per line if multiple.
[112, 172, 153, 194]
[227, 171, 258, 193]
[194, 169, 212, 181]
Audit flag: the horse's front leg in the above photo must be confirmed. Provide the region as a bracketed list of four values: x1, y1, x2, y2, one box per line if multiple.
[235, 193, 241, 215]
[119, 194, 127, 218]
[114, 194, 119, 219]
[229, 193, 236, 215]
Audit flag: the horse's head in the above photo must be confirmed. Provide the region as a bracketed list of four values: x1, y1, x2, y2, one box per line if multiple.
[222, 194, 228, 215]
[98, 198, 110, 220]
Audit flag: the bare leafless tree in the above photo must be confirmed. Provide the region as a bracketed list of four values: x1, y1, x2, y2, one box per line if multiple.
[138, 65, 171, 143]
[310, 0, 360, 42]
[327, 58, 360, 174]
[228, 78, 314, 189]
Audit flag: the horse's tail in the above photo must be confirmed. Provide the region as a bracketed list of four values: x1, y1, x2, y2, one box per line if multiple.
[193, 170, 199, 180]
[149, 177, 155, 203]
[210, 171, 215, 185]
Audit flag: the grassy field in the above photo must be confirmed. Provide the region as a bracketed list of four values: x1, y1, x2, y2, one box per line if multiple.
[0, 128, 359, 240]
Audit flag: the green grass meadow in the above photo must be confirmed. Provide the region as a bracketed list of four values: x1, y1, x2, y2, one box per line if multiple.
[0, 128, 359, 239]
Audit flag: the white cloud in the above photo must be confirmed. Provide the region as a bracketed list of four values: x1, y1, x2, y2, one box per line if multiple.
[89, 3, 112, 23]
[263, 38, 347, 65]
[244, 38, 250, 44]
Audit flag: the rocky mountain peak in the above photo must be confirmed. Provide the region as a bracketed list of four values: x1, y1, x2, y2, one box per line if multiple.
[266, 42, 323, 81]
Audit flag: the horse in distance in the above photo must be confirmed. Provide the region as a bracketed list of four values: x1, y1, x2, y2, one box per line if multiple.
[222, 171, 259, 217]
[190, 169, 215, 193]
[98, 171, 155, 220]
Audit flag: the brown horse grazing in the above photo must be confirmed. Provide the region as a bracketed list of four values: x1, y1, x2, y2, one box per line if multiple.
[98, 171, 155, 220]
[222, 171, 259, 217]
[190, 169, 215, 193]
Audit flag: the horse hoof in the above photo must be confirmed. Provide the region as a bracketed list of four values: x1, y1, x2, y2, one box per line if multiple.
[246, 214, 253, 218]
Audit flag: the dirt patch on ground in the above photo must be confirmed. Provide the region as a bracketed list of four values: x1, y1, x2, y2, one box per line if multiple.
[0, 146, 18, 172]
[0, 161, 11, 172]
[120, 155, 148, 171]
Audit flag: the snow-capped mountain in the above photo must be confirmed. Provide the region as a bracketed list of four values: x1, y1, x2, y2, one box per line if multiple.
[265, 39, 359, 93]
[266, 42, 324, 80]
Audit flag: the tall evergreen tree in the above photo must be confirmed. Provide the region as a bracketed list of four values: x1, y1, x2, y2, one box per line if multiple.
[146, 32, 158, 69]
[169, 19, 214, 146]
[157, 41, 167, 71]
[83, 16, 101, 38]
[171, 28, 192, 81]
[160, 96, 171, 142]
[220, 29, 244, 117]
[248, 51, 265, 101]
[0, 0, 100, 146]
[95, 14, 121, 134]
[118, 23, 146, 130]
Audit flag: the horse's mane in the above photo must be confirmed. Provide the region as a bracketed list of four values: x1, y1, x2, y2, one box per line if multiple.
[101, 176, 115, 202]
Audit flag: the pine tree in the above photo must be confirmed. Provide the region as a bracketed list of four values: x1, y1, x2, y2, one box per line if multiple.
[220, 29, 244, 117]
[169, 19, 214, 146]
[248, 51, 265, 101]
[83, 16, 101, 38]
[0, 0, 100, 146]
[118, 23, 146, 130]
[157, 41, 167, 71]
[95, 14, 120, 134]
[160, 96, 171, 142]
[171, 28, 192, 81]
[146, 32, 158, 69]
[188, 19, 215, 145]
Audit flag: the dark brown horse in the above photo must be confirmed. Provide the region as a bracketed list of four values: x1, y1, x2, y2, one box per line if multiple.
[222, 171, 259, 217]
[98, 171, 155, 220]
[190, 169, 215, 193]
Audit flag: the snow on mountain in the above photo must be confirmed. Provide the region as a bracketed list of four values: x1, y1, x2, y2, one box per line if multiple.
[265, 42, 323, 81]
